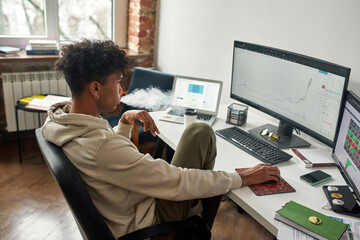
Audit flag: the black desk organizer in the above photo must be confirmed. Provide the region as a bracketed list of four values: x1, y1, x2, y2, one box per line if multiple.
[323, 185, 360, 218]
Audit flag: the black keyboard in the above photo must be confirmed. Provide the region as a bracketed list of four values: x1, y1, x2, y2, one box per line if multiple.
[215, 127, 292, 164]
[168, 109, 212, 121]
[168, 109, 183, 116]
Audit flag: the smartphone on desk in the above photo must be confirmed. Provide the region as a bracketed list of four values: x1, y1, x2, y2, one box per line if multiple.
[300, 170, 332, 186]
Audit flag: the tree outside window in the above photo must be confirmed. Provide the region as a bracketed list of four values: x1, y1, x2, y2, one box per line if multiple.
[0, 0, 118, 47]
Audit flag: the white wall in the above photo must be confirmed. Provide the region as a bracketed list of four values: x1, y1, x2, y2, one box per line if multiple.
[155, 0, 360, 103]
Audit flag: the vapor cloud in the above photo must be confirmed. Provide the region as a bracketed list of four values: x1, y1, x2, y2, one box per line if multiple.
[120, 87, 172, 111]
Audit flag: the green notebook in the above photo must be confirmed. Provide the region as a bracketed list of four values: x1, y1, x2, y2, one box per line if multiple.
[275, 201, 347, 240]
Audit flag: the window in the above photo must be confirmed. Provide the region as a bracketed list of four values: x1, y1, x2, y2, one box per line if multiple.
[0, 0, 127, 48]
[0, 0, 46, 36]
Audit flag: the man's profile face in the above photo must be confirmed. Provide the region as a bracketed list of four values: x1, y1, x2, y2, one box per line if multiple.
[98, 71, 123, 113]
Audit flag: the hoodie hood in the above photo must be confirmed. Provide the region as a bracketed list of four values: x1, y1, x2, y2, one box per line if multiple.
[42, 101, 112, 147]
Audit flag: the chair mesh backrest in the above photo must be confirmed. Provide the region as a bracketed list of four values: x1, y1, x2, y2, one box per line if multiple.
[35, 129, 114, 240]
[120, 67, 175, 115]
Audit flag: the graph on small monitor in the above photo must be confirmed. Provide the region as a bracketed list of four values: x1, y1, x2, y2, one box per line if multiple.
[333, 91, 360, 204]
[338, 119, 360, 189]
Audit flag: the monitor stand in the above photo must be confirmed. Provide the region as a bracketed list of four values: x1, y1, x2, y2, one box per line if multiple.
[248, 120, 311, 149]
[323, 185, 360, 218]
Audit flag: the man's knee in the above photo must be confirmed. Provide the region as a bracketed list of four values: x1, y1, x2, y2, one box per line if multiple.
[184, 123, 215, 142]
[174, 122, 217, 170]
[186, 122, 213, 134]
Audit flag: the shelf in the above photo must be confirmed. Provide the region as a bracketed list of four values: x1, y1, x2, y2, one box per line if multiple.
[0, 49, 148, 63]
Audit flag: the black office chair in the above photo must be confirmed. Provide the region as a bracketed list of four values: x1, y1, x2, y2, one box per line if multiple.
[35, 128, 211, 240]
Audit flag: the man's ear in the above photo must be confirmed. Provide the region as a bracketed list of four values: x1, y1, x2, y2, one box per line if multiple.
[89, 81, 101, 98]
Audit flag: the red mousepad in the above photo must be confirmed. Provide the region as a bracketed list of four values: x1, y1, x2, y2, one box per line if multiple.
[236, 168, 296, 196]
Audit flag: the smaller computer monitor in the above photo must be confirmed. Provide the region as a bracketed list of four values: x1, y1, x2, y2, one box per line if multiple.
[333, 90, 360, 203]
[171, 75, 222, 115]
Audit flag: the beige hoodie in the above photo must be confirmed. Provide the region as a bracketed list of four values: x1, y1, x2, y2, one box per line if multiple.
[42, 102, 242, 238]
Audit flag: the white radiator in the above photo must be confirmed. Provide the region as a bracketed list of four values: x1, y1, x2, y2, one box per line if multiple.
[1, 71, 71, 132]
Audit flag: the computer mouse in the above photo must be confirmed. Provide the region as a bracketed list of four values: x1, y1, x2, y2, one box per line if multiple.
[261, 180, 276, 185]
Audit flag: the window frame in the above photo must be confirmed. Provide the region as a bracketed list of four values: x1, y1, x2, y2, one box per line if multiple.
[0, 0, 128, 48]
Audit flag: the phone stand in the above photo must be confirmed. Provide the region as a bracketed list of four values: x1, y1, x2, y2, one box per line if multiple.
[323, 185, 360, 218]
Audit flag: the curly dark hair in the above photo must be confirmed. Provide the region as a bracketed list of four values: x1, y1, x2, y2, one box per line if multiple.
[56, 39, 132, 97]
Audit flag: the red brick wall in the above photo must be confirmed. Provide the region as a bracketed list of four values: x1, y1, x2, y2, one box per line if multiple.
[128, 0, 156, 67]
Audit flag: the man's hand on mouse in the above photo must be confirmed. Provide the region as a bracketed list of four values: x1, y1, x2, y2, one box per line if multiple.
[238, 163, 280, 186]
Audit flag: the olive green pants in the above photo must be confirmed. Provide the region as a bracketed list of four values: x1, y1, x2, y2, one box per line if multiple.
[155, 123, 222, 229]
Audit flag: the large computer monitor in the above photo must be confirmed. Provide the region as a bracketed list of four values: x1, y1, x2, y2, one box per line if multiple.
[332, 90, 360, 208]
[231, 41, 350, 148]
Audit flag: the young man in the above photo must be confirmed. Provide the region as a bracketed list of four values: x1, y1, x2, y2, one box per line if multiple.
[42, 39, 280, 238]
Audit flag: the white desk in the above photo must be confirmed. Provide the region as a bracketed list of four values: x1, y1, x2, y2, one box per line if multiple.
[150, 104, 357, 236]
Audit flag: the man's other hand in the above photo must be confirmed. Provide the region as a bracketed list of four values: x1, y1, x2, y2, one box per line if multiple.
[238, 163, 280, 186]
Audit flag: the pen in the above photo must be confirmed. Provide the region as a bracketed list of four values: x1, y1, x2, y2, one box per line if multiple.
[291, 148, 311, 164]
[133, 119, 144, 126]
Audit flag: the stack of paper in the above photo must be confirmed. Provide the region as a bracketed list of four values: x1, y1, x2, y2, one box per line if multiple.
[277, 215, 360, 240]
[0, 46, 20, 56]
[18, 94, 46, 105]
[26, 40, 59, 55]
[29, 40, 58, 50]
[26, 95, 71, 110]
[275, 201, 347, 240]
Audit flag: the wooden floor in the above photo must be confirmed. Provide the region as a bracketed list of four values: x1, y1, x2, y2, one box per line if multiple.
[0, 132, 275, 240]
